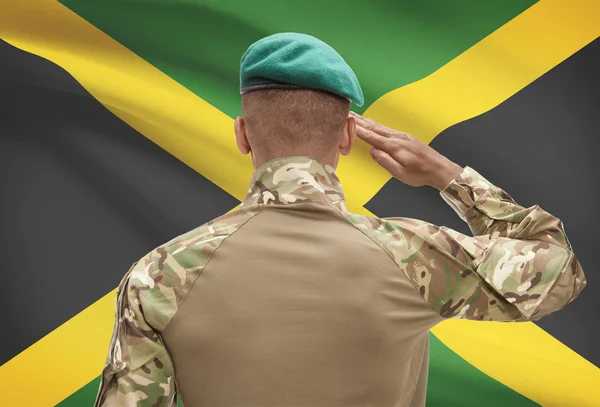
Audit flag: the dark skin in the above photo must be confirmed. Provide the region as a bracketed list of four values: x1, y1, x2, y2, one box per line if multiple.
[234, 110, 463, 192]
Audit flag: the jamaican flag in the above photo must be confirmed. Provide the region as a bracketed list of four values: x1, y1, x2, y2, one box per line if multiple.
[0, 0, 598, 406]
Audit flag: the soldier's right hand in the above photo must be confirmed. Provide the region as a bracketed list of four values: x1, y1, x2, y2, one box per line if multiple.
[350, 112, 463, 191]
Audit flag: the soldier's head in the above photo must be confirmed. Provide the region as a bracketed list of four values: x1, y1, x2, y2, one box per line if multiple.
[237, 33, 363, 169]
[234, 88, 356, 168]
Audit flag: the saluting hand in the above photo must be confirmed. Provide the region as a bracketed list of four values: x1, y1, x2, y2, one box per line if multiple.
[350, 112, 463, 191]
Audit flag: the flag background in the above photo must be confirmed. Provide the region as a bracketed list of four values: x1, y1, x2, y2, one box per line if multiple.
[0, 0, 598, 406]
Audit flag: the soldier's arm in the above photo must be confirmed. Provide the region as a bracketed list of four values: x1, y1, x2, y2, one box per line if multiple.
[94, 262, 177, 407]
[381, 166, 586, 321]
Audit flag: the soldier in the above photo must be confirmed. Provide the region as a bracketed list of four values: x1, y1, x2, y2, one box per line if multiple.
[95, 32, 586, 407]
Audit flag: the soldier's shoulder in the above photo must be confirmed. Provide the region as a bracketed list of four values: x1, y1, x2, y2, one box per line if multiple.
[343, 211, 432, 242]
[147, 205, 259, 268]
[344, 212, 480, 258]
[342, 212, 466, 265]
[123, 205, 262, 329]
[167, 205, 261, 251]
[128, 206, 261, 292]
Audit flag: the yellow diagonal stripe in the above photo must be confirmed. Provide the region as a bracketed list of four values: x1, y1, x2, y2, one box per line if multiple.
[0, 291, 116, 405]
[0, 0, 598, 407]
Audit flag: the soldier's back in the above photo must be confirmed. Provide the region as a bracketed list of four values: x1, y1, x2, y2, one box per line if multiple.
[162, 196, 437, 407]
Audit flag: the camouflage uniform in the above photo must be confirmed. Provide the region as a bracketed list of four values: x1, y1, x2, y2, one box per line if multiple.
[95, 156, 586, 407]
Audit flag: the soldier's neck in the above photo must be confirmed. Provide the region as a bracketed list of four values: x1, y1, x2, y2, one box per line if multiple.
[251, 151, 339, 171]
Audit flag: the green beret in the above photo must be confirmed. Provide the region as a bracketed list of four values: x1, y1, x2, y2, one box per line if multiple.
[240, 32, 364, 107]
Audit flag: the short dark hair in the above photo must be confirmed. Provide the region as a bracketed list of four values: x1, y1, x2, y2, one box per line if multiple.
[241, 89, 350, 160]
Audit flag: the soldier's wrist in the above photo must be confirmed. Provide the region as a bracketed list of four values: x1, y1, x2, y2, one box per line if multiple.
[429, 161, 463, 191]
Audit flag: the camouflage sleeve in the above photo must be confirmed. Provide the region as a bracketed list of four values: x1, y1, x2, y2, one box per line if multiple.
[381, 166, 586, 321]
[94, 262, 177, 407]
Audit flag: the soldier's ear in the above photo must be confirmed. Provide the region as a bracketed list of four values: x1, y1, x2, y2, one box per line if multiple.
[339, 115, 356, 156]
[234, 117, 251, 155]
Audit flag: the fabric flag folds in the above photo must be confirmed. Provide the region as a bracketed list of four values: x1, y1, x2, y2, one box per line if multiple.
[0, 0, 598, 406]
